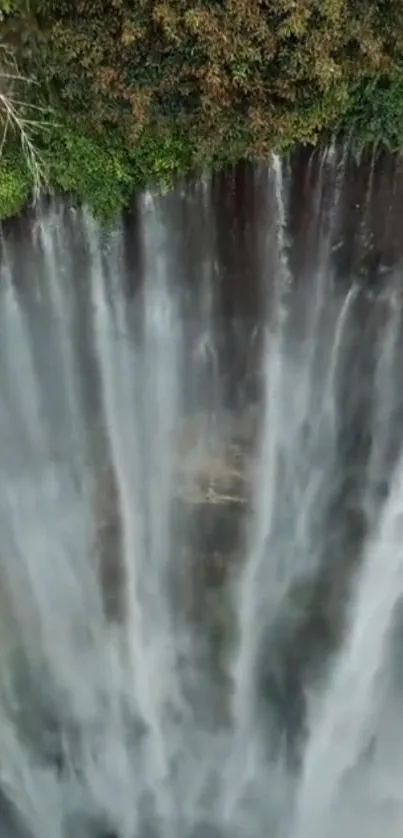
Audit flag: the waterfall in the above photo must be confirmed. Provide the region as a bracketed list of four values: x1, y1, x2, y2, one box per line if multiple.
[0, 150, 402, 838]
[294, 450, 403, 838]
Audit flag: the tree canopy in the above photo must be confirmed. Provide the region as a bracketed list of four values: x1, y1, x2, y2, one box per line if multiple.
[1, 0, 403, 219]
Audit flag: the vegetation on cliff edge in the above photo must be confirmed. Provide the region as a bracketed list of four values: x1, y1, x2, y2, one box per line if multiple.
[1, 0, 403, 220]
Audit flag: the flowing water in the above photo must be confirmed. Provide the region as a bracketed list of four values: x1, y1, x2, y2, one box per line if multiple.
[0, 149, 403, 838]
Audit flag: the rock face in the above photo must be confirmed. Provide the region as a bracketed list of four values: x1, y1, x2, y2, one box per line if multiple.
[91, 403, 375, 773]
[95, 466, 125, 622]
[0, 788, 33, 838]
[93, 411, 256, 626]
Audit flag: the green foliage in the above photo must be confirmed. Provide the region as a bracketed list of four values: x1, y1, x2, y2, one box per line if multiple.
[0, 121, 200, 220]
[0, 0, 17, 16]
[2, 0, 403, 219]
[340, 73, 403, 159]
[45, 128, 135, 221]
[0, 151, 32, 219]
[42, 122, 198, 218]
[128, 126, 198, 191]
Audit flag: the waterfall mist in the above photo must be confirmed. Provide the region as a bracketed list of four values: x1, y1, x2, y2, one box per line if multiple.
[0, 149, 403, 838]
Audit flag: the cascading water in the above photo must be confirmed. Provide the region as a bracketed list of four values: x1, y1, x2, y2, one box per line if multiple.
[0, 151, 403, 838]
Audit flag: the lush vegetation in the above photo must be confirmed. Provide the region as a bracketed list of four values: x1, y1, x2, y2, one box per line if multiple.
[1, 0, 403, 220]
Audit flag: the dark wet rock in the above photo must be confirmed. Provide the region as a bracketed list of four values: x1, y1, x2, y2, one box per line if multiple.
[66, 812, 122, 838]
[94, 466, 125, 622]
[188, 822, 223, 838]
[7, 659, 68, 772]
[185, 502, 245, 573]
[0, 786, 33, 838]
[254, 615, 308, 770]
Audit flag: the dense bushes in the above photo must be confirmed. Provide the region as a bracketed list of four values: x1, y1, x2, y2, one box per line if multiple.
[1, 0, 403, 219]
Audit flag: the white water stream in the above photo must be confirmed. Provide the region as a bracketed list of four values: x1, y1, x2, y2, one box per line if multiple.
[0, 153, 402, 838]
